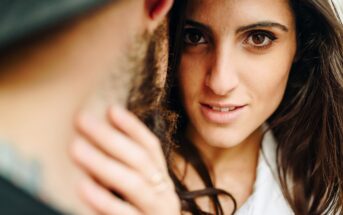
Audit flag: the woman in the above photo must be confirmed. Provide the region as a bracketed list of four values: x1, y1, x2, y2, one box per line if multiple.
[71, 0, 343, 214]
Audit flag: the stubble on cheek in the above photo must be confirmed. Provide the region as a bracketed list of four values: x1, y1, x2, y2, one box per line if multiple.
[127, 23, 169, 116]
[153, 20, 169, 91]
[99, 30, 151, 108]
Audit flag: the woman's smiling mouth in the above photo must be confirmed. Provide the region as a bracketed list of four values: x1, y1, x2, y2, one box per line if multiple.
[200, 103, 247, 124]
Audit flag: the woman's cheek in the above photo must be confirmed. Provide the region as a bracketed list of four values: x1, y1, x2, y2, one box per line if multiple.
[260, 67, 291, 114]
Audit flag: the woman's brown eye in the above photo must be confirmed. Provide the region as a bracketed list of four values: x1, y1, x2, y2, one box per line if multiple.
[188, 33, 201, 43]
[247, 33, 272, 47]
[244, 30, 277, 49]
[252, 34, 267, 45]
[184, 28, 207, 45]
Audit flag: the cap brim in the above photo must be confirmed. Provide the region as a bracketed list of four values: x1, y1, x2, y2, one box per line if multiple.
[0, 0, 110, 50]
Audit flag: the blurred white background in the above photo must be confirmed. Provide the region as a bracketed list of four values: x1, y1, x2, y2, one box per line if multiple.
[332, 0, 343, 21]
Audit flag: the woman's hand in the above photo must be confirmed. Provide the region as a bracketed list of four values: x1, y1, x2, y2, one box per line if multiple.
[70, 106, 180, 215]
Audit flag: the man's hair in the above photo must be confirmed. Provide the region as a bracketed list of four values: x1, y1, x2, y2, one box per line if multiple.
[0, 0, 110, 52]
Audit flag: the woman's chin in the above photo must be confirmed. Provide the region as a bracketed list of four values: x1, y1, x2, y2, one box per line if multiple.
[200, 129, 248, 149]
[197, 124, 263, 151]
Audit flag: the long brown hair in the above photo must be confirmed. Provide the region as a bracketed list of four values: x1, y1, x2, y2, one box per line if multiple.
[161, 0, 343, 214]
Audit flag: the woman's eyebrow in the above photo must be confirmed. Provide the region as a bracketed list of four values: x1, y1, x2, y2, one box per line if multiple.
[185, 19, 213, 34]
[236, 21, 289, 33]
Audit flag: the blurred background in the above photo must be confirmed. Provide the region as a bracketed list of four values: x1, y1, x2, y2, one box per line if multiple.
[332, 0, 343, 21]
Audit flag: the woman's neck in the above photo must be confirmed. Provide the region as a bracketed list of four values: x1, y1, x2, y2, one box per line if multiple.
[177, 126, 263, 212]
[187, 126, 263, 174]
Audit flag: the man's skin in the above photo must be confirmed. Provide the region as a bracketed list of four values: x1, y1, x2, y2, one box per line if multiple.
[0, 0, 172, 214]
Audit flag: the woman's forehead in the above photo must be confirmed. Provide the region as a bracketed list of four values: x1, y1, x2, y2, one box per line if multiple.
[186, 0, 294, 28]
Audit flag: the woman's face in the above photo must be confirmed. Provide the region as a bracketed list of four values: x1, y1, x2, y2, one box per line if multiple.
[179, 0, 297, 148]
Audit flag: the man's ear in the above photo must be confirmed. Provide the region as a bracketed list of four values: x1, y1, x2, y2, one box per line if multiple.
[145, 0, 173, 31]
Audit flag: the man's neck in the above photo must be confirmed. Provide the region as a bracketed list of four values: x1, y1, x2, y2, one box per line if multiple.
[0, 75, 117, 214]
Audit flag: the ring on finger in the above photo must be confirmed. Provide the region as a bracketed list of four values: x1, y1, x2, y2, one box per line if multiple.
[149, 171, 169, 194]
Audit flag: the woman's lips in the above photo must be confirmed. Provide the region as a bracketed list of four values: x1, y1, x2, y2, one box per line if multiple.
[200, 103, 246, 124]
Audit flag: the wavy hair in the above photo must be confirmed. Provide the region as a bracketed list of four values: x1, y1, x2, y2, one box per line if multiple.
[158, 0, 343, 214]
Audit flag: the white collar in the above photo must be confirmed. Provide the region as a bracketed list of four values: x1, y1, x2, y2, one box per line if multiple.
[236, 130, 294, 215]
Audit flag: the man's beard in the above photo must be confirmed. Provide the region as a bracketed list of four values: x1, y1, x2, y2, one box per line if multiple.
[126, 22, 168, 116]
[104, 22, 168, 111]
[100, 22, 169, 144]
[126, 22, 176, 159]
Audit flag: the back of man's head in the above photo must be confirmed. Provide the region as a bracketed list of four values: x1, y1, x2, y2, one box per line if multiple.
[0, 0, 110, 50]
[0, 0, 172, 107]
[0, 1, 173, 214]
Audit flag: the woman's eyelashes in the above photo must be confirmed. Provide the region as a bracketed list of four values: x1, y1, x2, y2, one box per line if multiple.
[243, 30, 278, 50]
[182, 26, 278, 52]
[183, 27, 208, 46]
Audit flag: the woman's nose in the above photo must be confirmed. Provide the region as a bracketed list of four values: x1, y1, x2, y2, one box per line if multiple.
[205, 48, 239, 96]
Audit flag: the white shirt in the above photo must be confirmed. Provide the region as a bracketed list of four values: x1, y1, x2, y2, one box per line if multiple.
[235, 131, 294, 215]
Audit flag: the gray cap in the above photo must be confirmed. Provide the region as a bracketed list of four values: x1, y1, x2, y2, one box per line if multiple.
[0, 0, 110, 50]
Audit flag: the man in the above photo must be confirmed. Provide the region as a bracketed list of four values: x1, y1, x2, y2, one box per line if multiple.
[0, 0, 173, 214]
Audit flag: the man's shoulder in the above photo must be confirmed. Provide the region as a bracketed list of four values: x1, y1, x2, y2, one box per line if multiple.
[0, 175, 62, 215]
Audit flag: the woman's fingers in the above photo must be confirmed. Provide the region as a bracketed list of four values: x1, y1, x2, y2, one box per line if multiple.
[70, 138, 173, 213]
[108, 106, 166, 169]
[73, 108, 181, 214]
[79, 177, 141, 215]
[76, 114, 160, 182]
